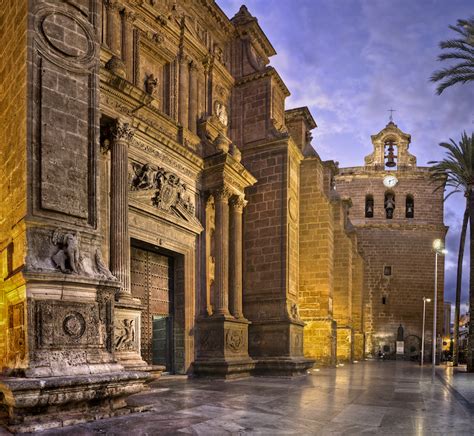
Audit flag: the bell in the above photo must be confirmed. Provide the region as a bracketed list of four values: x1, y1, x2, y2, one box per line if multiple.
[385, 142, 397, 168]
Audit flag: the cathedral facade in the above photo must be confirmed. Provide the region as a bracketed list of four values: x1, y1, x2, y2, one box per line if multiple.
[0, 0, 444, 432]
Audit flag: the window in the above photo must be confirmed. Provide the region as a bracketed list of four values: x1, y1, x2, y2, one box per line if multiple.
[365, 195, 374, 218]
[384, 266, 392, 276]
[384, 192, 395, 219]
[382, 296, 387, 305]
[406, 195, 414, 218]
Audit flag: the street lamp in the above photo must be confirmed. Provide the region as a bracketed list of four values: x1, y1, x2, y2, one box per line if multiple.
[421, 296, 431, 366]
[432, 239, 447, 383]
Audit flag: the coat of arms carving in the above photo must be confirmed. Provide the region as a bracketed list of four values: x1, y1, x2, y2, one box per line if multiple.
[130, 162, 195, 215]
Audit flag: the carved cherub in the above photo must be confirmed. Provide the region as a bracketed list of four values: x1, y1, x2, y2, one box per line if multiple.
[115, 319, 135, 350]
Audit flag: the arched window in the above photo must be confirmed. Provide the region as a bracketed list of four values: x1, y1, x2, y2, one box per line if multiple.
[384, 192, 395, 219]
[384, 139, 398, 169]
[406, 195, 414, 218]
[365, 195, 374, 218]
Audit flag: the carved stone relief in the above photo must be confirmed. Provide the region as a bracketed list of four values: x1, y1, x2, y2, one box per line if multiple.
[35, 300, 101, 348]
[51, 230, 83, 274]
[225, 329, 244, 352]
[130, 162, 195, 215]
[114, 313, 140, 352]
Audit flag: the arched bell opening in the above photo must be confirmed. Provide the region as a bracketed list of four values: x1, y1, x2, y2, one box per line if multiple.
[384, 191, 395, 219]
[365, 194, 374, 218]
[406, 194, 414, 218]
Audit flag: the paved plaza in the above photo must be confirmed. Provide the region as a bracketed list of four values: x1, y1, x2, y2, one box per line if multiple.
[21, 361, 472, 435]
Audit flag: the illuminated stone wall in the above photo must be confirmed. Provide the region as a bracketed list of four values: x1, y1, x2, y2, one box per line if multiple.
[0, 0, 28, 371]
[333, 200, 354, 363]
[299, 157, 337, 365]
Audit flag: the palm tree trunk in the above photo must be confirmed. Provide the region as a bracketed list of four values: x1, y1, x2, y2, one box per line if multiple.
[467, 189, 474, 372]
[453, 203, 468, 366]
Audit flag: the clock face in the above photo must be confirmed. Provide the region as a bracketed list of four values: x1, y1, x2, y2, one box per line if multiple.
[383, 175, 398, 188]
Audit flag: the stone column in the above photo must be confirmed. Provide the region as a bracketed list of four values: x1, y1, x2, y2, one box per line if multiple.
[188, 61, 198, 133]
[105, 0, 121, 55]
[110, 119, 134, 295]
[121, 8, 135, 81]
[229, 196, 246, 319]
[178, 55, 189, 128]
[213, 186, 231, 316]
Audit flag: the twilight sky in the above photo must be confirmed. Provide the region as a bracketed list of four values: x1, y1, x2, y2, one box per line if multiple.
[219, 0, 474, 314]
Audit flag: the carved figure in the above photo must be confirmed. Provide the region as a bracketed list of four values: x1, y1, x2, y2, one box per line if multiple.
[115, 319, 135, 350]
[131, 163, 157, 190]
[397, 324, 404, 342]
[290, 303, 300, 320]
[52, 230, 82, 274]
[214, 101, 228, 127]
[145, 74, 158, 95]
[95, 249, 116, 280]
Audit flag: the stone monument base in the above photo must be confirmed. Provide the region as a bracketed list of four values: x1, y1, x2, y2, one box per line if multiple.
[254, 357, 314, 376]
[194, 316, 254, 379]
[0, 371, 152, 433]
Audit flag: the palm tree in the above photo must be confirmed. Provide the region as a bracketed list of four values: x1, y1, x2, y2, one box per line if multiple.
[430, 17, 474, 95]
[430, 132, 474, 370]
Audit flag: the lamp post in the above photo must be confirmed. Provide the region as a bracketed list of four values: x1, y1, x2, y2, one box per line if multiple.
[421, 296, 431, 366]
[432, 239, 447, 383]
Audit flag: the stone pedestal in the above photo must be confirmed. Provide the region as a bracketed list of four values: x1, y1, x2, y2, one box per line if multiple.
[114, 302, 150, 371]
[194, 316, 254, 379]
[0, 371, 151, 433]
[250, 321, 314, 376]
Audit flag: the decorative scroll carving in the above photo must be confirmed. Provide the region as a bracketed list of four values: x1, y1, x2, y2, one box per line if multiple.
[95, 249, 116, 280]
[51, 230, 83, 274]
[111, 119, 135, 142]
[226, 329, 244, 352]
[230, 196, 247, 213]
[105, 55, 127, 79]
[131, 162, 195, 214]
[289, 303, 300, 321]
[115, 319, 136, 350]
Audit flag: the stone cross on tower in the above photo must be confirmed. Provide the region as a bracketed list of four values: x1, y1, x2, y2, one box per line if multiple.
[388, 108, 396, 122]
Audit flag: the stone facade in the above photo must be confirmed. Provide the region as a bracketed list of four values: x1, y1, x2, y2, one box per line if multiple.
[335, 121, 446, 358]
[0, 0, 444, 431]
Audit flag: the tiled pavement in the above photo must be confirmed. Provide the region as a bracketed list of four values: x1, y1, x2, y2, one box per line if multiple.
[22, 361, 474, 435]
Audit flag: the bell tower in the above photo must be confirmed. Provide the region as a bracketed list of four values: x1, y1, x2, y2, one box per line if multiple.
[334, 120, 446, 359]
[364, 121, 417, 170]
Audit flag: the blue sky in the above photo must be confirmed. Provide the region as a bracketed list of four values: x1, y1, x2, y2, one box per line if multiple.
[219, 0, 474, 314]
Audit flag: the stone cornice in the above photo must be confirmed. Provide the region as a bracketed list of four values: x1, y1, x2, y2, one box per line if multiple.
[285, 107, 317, 130]
[202, 152, 257, 193]
[235, 66, 290, 97]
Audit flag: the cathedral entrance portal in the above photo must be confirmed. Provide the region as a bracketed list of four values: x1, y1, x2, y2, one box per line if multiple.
[131, 244, 175, 372]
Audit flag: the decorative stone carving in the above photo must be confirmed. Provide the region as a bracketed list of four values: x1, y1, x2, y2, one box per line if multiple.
[289, 303, 300, 321]
[105, 55, 127, 79]
[115, 319, 136, 350]
[62, 312, 86, 339]
[214, 101, 228, 127]
[226, 329, 244, 352]
[131, 162, 195, 214]
[95, 249, 116, 280]
[51, 230, 83, 274]
[8, 302, 26, 365]
[111, 119, 135, 142]
[145, 73, 158, 95]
